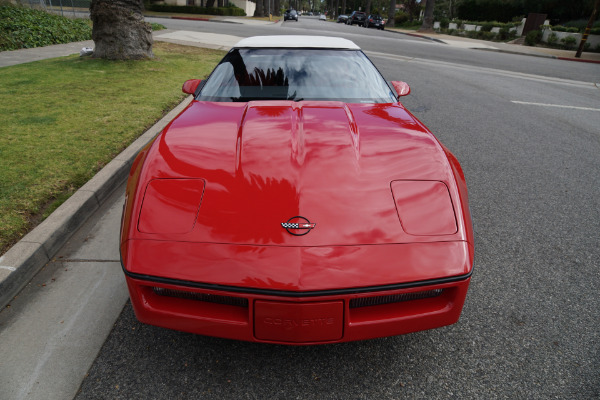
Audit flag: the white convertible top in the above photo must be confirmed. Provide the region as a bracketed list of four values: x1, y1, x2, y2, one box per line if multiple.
[233, 35, 360, 50]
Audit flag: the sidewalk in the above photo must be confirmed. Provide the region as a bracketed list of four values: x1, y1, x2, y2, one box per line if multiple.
[144, 11, 279, 25]
[387, 28, 600, 64]
[0, 16, 280, 68]
[0, 40, 94, 68]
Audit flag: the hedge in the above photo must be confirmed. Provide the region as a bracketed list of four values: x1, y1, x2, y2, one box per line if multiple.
[459, 20, 519, 29]
[525, 30, 542, 46]
[145, 3, 245, 16]
[0, 3, 91, 51]
[551, 25, 580, 33]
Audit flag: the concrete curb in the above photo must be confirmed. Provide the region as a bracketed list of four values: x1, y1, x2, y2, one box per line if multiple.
[385, 29, 446, 44]
[0, 96, 194, 309]
[170, 16, 238, 23]
[398, 31, 447, 44]
[556, 56, 600, 64]
[480, 49, 600, 63]
[475, 47, 556, 59]
[151, 15, 281, 25]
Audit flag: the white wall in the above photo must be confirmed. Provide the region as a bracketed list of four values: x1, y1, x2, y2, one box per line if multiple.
[163, 0, 254, 13]
[164, 0, 187, 6]
[542, 29, 600, 48]
[228, 0, 254, 16]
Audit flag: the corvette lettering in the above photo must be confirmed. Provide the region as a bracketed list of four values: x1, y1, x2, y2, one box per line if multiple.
[263, 317, 335, 329]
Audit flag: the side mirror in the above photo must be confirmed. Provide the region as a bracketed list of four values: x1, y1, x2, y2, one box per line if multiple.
[391, 81, 411, 100]
[182, 79, 202, 95]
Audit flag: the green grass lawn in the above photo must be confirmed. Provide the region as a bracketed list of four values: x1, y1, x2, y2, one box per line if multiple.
[0, 42, 225, 254]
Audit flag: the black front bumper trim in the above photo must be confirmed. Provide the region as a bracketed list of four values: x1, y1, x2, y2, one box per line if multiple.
[122, 264, 473, 298]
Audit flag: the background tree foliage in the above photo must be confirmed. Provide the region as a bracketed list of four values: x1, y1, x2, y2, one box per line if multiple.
[435, 0, 597, 23]
[279, 0, 597, 24]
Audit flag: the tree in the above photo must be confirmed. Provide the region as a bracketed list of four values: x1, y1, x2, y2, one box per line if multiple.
[388, 0, 395, 26]
[576, 0, 600, 58]
[419, 0, 435, 32]
[274, 0, 281, 15]
[255, 0, 264, 16]
[90, 0, 153, 60]
[403, 0, 421, 21]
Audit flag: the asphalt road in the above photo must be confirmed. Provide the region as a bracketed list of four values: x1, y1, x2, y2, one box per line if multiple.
[3, 16, 599, 399]
[150, 15, 600, 83]
[72, 17, 600, 399]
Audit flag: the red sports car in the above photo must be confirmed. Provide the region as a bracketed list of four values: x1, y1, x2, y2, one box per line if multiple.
[120, 36, 474, 345]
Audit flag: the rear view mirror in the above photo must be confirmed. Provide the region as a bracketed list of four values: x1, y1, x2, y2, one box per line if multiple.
[391, 81, 411, 100]
[182, 79, 202, 95]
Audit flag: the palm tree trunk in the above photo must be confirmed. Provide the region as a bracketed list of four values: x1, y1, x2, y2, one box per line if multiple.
[90, 0, 153, 60]
[418, 0, 435, 32]
[255, 0, 264, 16]
[387, 0, 395, 26]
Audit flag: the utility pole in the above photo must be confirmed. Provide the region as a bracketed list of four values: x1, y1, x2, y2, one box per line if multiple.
[576, 0, 599, 58]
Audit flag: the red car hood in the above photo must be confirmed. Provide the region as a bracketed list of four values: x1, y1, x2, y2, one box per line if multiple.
[127, 100, 467, 247]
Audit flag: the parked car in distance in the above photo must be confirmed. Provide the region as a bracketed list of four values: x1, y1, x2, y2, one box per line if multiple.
[319, 13, 326, 21]
[307, 11, 313, 15]
[284, 9, 299, 21]
[120, 35, 475, 345]
[337, 14, 348, 23]
[346, 11, 366, 26]
[365, 14, 385, 30]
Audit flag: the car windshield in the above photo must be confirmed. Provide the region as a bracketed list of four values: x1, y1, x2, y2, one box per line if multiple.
[197, 48, 396, 103]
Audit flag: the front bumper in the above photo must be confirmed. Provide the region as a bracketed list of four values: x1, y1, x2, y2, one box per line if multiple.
[124, 272, 471, 345]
